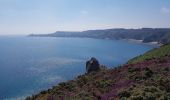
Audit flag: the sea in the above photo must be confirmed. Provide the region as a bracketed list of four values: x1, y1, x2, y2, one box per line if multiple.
[0, 36, 156, 100]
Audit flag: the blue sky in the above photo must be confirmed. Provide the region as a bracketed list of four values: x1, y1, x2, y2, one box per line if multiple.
[0, 0, 170, 35]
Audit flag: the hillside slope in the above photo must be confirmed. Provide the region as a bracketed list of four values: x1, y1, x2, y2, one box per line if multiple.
[128, 44, 170, 64]
[26, 45, 170, 100]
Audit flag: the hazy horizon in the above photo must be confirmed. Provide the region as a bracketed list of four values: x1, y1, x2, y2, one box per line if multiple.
[0, 0, 170, 35]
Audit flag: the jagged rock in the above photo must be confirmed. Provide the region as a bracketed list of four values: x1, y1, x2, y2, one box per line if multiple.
[86, 57, 100, 73]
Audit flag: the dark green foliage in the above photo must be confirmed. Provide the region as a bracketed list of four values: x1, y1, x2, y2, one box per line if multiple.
[58, 82, 76, 91]
[118, 90, 131, 98]
[164, 67, 169, 71]
[143, 67, 153, 78]
[157, 77, 170, 92]
[118, 85, 170, 100]
[96, 79, 114, 93]
[40, 90, 47, 94]
[75, 91, 93, 99]
[127, 67, 153, 81]
[96, 79, 113, 88]
[128, 67, 141, 73]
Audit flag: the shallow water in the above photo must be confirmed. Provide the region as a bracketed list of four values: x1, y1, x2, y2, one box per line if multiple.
[0, 36, 154, 99]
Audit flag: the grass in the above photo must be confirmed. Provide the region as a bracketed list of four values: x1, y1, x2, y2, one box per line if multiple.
[128, 44, 170, 64]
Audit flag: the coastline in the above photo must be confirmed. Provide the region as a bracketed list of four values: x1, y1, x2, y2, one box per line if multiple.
[29, 35, 162, 47]
[121, 38, 162, 46]
[101, 37, 162, 46]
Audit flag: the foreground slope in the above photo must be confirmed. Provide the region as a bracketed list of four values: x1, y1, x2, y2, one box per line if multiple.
[27, 45, 170, 100]
[128, 44, 170, 64]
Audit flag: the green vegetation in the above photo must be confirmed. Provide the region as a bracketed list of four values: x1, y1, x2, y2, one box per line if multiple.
[118, 85, 170, 100]
[128, 44, 170, 64]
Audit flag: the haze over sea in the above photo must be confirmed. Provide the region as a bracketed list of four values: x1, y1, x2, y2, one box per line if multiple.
[0, 36, 155, 99]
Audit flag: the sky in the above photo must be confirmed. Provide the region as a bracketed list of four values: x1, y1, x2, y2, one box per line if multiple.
[0, 0, 170, 35]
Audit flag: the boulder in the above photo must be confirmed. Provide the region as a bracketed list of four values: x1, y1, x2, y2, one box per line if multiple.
[86, 57, 100, 73]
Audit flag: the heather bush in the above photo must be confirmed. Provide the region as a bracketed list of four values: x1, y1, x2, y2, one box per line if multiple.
[75, 90, 93, 100]
[157, 77, 170, 92]
[143, 67, 153, 79]
[96, 79, 114, 93]
[118, 90, 131, 98]
[40, 90, 47, 94]
[128, 67, 141, 73]
[118, 84, 170, 100]
[58, 82, 76, 91]
[130, 95, 143, 100]
[164, 67, 169, 71]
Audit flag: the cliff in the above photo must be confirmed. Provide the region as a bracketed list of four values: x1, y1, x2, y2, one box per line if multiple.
[26, 44, 170, 100]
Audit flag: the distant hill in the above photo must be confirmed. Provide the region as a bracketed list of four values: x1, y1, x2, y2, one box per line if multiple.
[26, 44, 170, 100]
[30, 28, 170, 44]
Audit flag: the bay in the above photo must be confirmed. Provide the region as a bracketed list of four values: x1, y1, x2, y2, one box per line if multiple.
[0, 36, 154, 99]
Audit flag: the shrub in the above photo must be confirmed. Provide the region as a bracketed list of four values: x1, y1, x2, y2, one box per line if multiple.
[145, 93, 156, 100]
[118, 90, 131, 98]
[128, 67, 141, 73]
[96, 79, 114, 93]
[157, 77, 170, 92]
[40, 90, 47, 94]
[144, 67, 153, 78]
[164, 67, 169, 71]
[58, 82, 76, 91]
[131, 95, 143, 100]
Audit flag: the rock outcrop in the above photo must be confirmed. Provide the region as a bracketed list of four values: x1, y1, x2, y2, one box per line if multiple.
[86, 57, 101, 73]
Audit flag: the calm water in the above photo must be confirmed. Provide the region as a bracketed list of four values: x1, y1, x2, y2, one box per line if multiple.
[0, 36, 154, 99]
